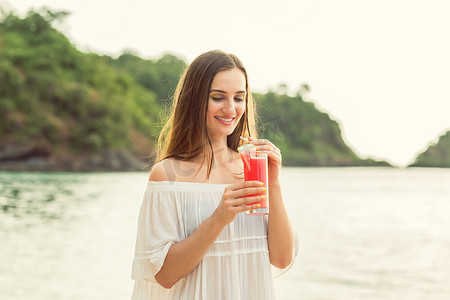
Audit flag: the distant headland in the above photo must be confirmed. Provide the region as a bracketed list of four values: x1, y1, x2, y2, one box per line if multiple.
[409, 130, 450, 168]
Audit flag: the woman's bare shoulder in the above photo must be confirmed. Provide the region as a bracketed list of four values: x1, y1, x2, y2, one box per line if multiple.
[149, 158, 202, 182]
[148, 159, 173, 182]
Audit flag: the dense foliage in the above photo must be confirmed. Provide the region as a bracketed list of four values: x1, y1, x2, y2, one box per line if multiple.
[0, 9, 174, 159]
[410, 130, 450, 168]
[0, 9, 389, 170]
[102, 51, 187, 105]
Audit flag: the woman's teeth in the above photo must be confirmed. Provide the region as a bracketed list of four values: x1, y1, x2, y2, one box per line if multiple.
[215, 117, 234, 122]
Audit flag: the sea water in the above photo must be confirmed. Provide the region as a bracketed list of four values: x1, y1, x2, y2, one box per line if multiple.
[0, 168, 449, 300]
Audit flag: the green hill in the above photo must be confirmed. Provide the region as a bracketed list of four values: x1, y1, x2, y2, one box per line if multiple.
[255, 90, 388, 166]
[410, 130, 450, 168]
[0, 9, 179, 170]
[0, 9, 390, 171]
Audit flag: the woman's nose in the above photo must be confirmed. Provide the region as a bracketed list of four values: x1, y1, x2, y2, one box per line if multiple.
[223, 98, 235, 114]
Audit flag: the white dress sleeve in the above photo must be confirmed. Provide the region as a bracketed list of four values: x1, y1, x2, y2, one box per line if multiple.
[131, 185, 184, 282]
[272, 231, 299, 278]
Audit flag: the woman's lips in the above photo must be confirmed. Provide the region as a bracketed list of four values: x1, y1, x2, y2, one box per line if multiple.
[215, 116, 235, 125]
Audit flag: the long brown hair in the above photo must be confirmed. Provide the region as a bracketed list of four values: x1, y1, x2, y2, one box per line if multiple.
[155, 50, 258, 179]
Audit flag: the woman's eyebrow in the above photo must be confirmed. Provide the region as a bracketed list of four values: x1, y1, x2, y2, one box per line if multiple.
[210, 89, 246, 94]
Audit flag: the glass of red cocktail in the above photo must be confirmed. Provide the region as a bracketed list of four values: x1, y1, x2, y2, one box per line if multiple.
[238, 142, 269, 215]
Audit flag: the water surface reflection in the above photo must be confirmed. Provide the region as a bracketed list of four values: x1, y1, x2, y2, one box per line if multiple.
[0, 172, 98, 229]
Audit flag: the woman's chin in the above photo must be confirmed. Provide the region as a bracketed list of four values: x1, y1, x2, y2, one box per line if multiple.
[210, 129, 236, 138]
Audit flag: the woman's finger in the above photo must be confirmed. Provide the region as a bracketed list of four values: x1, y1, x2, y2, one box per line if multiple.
[229, 186, 266, 199]
[256, 149, 282, 162]
[250, 138, 282, 157]
[227, 180, 262, 192]
[230, 195, 265, 207]
[239, 203, 263, 213]
[256, 145, 274, 152]
[255, 144, 281, 154]
[249, 138, 277, 149]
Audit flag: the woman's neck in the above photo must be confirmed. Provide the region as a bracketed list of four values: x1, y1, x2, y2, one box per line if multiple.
[210, 136, 236, 166]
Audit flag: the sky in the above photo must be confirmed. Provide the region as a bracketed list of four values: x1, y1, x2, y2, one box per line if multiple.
[4, 0, 450, 167]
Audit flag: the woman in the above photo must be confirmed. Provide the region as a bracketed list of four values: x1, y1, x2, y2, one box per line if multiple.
[131, 50, 297, 299]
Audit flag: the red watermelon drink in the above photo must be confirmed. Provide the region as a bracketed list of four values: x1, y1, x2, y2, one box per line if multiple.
[238, 143, 269, 215]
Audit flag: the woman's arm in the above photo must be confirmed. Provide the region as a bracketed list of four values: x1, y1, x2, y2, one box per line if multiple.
[248, 138, 296, 269]
[149, 162, 265, 288]
[267, 180, 295, 269]
[154, 213, 224, 288]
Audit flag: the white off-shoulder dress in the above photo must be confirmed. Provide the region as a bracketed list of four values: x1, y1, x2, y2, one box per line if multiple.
[131, 181, 298, 300]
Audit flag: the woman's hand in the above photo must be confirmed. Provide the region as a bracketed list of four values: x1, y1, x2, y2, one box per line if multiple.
[248, 137, 282, 185]
[212, 181, 266, 226]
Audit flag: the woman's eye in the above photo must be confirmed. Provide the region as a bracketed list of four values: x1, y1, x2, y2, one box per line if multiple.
[210, 95, 244, 102]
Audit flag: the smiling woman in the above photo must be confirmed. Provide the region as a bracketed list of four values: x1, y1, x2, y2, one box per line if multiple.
[154, 50, 257, 178]
[206, 68, 247, 140]
[131, 50, 297, 300]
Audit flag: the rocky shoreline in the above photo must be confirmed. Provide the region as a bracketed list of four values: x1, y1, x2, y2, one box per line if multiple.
[0, 146, 150, 172]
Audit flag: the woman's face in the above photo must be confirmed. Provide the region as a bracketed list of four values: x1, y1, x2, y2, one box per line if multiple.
[206, 67, 246, 140]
